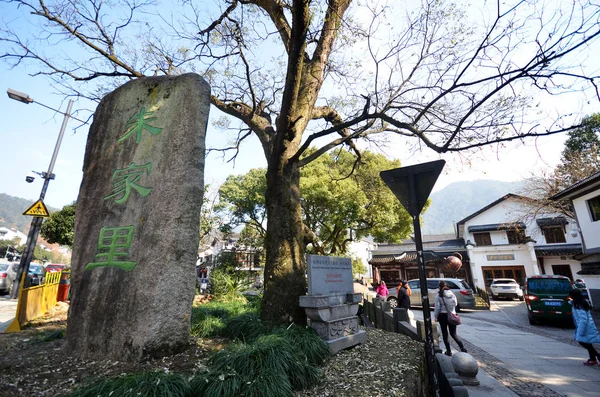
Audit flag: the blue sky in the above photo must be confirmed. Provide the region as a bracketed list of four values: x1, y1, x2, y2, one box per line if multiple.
[0, 1, 594, 211]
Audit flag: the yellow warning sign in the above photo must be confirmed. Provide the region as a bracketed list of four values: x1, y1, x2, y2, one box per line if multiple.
[23, 199, 50, 217]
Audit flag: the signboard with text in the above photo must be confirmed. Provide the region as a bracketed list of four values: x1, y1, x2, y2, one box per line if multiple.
[306, 254, 353, 296]
[486, 254, 515, 261]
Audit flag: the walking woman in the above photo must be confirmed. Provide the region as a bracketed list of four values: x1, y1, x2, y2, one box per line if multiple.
[433, 280, 467, 356]
[569, 288, 600, 366]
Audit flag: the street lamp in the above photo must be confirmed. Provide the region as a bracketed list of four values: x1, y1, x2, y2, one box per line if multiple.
[7, 89, 75, 299]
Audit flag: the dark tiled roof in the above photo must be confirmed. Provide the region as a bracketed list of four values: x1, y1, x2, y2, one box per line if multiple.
[376, 238, 465, 253]
[536, 217, 568, 227]
[534, 244, 582, 256]
[468, 222, 526, 233]
[370, 255, 398, 264]
[578, 262, 600, 275]
[551, 170, 600, 200]
[370, 250, 467, 264]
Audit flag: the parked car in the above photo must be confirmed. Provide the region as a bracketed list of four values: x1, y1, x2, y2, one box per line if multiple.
[27, 264, 46, 286]
[490, 278, 524, 301]
[45, 263, 66, 273]
[0, 263, 18, 294]
[387, 278, 476, 311]
[524, 275, 573, 325]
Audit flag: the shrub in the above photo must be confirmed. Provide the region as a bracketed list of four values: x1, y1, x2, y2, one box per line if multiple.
[190, 315, 226, 338]
[223, 313, 267, 342]
[67, 372, 190, 397]
[273, 325, 330, 366]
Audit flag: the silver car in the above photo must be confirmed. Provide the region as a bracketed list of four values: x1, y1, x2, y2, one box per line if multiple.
[404, 278, 476, 311]
[0, 263, 18, 294]
[490, 278, 524, 301]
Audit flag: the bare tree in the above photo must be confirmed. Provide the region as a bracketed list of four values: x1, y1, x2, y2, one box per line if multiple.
[3, 0, 600, 324]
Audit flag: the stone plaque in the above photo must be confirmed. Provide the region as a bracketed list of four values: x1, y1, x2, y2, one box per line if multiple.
[66, 74, 210, 360]
[306, 254, 353, 296]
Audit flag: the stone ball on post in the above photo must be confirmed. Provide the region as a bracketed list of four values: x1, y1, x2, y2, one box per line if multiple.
[444, 252, 463, 273]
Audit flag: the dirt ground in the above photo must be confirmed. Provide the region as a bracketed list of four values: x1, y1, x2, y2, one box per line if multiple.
[0, 300, 424, 397]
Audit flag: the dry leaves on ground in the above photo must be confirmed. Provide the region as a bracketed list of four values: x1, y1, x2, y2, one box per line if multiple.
[0, 303, 424, 397]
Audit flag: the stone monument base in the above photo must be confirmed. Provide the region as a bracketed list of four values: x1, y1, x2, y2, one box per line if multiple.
[300, 293, 366, 354]
[326, 329, 367, 354]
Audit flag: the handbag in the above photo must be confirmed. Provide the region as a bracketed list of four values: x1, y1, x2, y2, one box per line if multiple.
[441, 295, 461, 325]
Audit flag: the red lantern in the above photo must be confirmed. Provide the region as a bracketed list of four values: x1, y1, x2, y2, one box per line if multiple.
[444, 252, 463, 273]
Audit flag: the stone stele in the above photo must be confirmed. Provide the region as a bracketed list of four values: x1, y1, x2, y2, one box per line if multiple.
[66, 73, 210, 361]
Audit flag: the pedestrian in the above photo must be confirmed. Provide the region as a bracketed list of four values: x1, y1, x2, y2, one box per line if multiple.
[376, 281, 389, 298]
[398, 280, 411, 309]
[433, 280, 467, 356]
[569, 288, 600, 366]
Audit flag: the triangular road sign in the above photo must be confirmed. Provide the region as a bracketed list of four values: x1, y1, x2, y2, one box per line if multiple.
[380, 160, 445, 216]
[23, 199, 50, 217]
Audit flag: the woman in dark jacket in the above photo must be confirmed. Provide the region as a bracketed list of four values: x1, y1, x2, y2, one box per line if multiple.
[397, 280, 411, 309]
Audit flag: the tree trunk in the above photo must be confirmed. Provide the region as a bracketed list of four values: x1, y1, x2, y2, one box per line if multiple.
[261, 158, 307, 325]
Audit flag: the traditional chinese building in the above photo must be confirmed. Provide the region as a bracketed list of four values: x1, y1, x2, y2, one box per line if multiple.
[368, 234, 471, 287]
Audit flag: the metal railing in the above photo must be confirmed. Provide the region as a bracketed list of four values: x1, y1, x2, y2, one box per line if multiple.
[476, 286, 490, 308]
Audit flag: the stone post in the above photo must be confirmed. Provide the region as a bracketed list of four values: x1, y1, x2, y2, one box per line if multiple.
[66, 74, 210, 360]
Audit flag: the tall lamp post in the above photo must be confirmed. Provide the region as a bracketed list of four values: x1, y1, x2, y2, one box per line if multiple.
[8, 88, 75, 299]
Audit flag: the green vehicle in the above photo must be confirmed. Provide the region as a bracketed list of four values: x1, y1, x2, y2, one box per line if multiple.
[524, 275, 573, 325]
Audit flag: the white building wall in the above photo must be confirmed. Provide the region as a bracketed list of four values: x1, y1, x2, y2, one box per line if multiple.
[0, 227, 27, 246]
[573, 191, 600, 251]
[461, 197, 582, 290]
[348, 240, 376, 279]
[542, 257, 582, 276]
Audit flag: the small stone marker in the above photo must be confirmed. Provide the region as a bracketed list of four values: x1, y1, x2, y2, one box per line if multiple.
[300, 255, 366, 354]
[66, 73, 210, 360]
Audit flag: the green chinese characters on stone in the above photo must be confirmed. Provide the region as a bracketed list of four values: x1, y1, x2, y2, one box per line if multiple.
[118, 107, 163, 144]
[84, 226, 137, 271]
[104, 162, 153, 204]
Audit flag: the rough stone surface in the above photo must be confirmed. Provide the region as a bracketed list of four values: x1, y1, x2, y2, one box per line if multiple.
[66, 74, 210, 361]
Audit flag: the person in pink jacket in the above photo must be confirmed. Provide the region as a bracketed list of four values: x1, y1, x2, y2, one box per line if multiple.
[376, 281, 389, 298]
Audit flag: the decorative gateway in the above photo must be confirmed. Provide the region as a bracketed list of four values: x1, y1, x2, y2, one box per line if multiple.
[444, 252, 463, 274]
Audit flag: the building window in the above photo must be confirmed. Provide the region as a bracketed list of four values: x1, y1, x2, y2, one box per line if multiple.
[506, 229, 526, 244]
[474, 232, 492, 246]
[588, 195, 600, 222]
[542, 226, 566, 244]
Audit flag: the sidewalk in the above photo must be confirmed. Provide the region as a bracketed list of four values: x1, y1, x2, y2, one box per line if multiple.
[0, 298, 18, 333]
[459, 315, 600, 397]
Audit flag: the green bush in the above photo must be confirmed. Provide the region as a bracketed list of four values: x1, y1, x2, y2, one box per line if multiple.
[273, 325, 330, 366]
[191, 315, 226, 338]
[223, 313, 267, 342]
[66, 372, 190, 397]
[190, 300, 258, 337]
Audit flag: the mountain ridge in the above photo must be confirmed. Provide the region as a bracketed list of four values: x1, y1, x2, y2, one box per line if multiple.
[422, 179, 525, 235]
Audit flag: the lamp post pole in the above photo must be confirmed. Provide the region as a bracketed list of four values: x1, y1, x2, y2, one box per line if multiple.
[9, 94, 74, 299]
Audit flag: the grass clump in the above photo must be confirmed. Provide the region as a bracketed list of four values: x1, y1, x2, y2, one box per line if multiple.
[191, 330, 327, 396]
[222, 313, 267, 342]
[190, 299, 258, 338]
[66, 371, 190, 397]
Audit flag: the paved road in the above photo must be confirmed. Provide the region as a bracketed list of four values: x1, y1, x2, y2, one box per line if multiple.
[0, 295, 18, 332]
[413, 299, 600, 397]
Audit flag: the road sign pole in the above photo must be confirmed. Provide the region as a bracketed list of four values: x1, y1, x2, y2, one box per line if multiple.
[410, 174, 439, 397]
[380, 159, 445, 397]
[9, 99, 74, 300]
